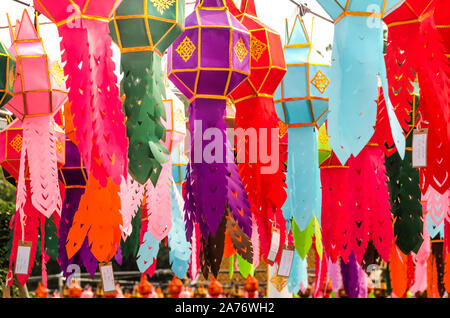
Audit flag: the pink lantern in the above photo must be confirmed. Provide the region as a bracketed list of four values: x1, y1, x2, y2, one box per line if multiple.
[5, 11, 67, 220]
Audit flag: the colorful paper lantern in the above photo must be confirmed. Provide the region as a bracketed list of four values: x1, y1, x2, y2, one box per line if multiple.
[109, 0, 185, 185]
[136, 89, 189, 274]
[274, 16, 328, 255]
[57, 139, 98, 279]
[316, 0, 405, 164]
[0, 118, 65, 180]
[5, 11, 67, 222]
[0, 41, 16, 108]
[167, 0, 253, 277]
[34, 0, 128, 187]
[224, 0, 287, 265]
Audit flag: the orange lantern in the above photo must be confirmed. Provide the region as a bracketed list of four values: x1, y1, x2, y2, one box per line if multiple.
[68, 280, 82, 298]
[244, 275, 258, 298]
[169, 275, 183, 298]
[34, 282, 48, 298]
[138, 275, 153, 298]
[208, 277, 223, 298]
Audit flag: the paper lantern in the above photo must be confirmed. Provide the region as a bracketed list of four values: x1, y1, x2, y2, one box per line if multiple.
[274, 16, 328, 249]
[34, 0, 128, 187]
[5, 11, 67, 222]
[0, 118, 65, 180]
[137, 89, 188, 273]
[224, 0, 287, 265]
[109, 0, 185, 185]
[167, 0, 252, 277]
[57, 139, 98, 279]
[0, 41, 16, 108]
[316, 0, 405, 165]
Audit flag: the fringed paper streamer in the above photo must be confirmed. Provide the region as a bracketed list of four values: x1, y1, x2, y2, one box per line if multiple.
[7, 181, 39, 286]
[186, 99, 252, 241]
[340, 251, 360, 298]
[386, 148, 423, 255]
[345, 141, 393, 263]
[327, 259, 342, 293]
[119, 174, 145, 240]
[136, 231, 160, 274]
[34, 3, 128, 187]
[321, 160, 351, 264]
[168, 181, 191, 278]
[39, 214, 49, 288]
[313, 248, 327, 298]
[251, 215, 260, 268]
[234, 97, 287, 240]
[385, 1, 450, 195]
[120, 52, 169, 185]
[121, 208, 142, 261]
[287, 250, 308, 294]
[358, 266, 368, 299]
[427, 244, 441, 298]
[411, 214, 431, 295]
[200, 213, 227, 278]
[256, 207, 286, 265]
[189, 222, 201, 280]
[284, 127, 321, 232]
[317, 0, 406, 164]
[58, 187, 98, 279]
[24, 116, 62, 218]
[66, 176, 123, 263]
[147, 161, 172, 241]
[424, 187, 448, 239]
[389, 244, 409, 297]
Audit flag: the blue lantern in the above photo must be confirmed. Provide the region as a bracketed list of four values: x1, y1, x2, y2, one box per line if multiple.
[274, 16, 330, 239]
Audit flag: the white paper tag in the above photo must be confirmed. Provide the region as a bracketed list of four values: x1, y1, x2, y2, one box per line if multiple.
[100, 263, 115, 294]
[412, 128, 428, 168]
[277, 246, 295, 277]
[15, 241, 32, 275]
[266, 228, 281, 264]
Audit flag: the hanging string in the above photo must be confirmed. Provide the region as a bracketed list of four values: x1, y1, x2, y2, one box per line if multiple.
[288, 0, 334, 24]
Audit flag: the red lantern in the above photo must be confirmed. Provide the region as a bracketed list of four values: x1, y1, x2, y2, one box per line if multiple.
[68, 280, 82, 298]
[208, 277, 223, 298]
[225, 0, 287, 265]
[35, 282, 48, 298]
[244, 275, 258, 298]
[138, 275, 153, 298]
[169, 275, 183, 298]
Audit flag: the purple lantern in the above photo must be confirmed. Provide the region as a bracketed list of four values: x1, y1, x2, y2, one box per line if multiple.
[167, 0, 253, 277]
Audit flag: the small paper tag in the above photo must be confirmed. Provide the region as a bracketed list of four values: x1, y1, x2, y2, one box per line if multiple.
[99, 262, 116, 294]
[15, 241, 32, 275]
[277, 245, 295, 277]
[266, 228, 281, 264]
[412, 128, 428, 168]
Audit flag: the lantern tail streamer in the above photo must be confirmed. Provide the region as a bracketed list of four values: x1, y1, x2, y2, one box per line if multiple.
[25, 116, 62, 218]
[189, 222, 201, 280]
[7, 181, 40, 286]
[424, 187, 448, 239]
[119, 174, 145, 240]
[287, 250, 308, 294]
[251, 215, 260, 268]
[65, 176, 122, 263]
[169, 181, 191, 279]
[121, 52, 169, 186]
[147, 161, 172, 241]
[389, 244, 409, 297]
[411, 215, 431, 295]
[136, 231, 160, 274]
[200, 213, 227, 278]
[58, 187, 98, 278]
[59, 25, 93, 173]
[327, 258, 342, 293]
[284, 127, 321, 231]
[340, 251, 360, 298]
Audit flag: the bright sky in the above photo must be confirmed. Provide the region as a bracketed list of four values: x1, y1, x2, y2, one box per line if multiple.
[0, 0, 334, 78]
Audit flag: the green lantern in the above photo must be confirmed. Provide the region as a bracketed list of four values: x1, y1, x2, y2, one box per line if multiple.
[0, 41, 16, 108]
[109, 0, 185, 185]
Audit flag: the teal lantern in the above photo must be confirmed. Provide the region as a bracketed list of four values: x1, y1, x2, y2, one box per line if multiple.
[0, 41, 16, 108]
[274, 15, 330, 253]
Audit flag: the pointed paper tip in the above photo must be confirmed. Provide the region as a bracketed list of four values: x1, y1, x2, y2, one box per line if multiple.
[241, 0, 257, 16]
[16, 10, 39, 41]
[288, 15, 310, 46]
